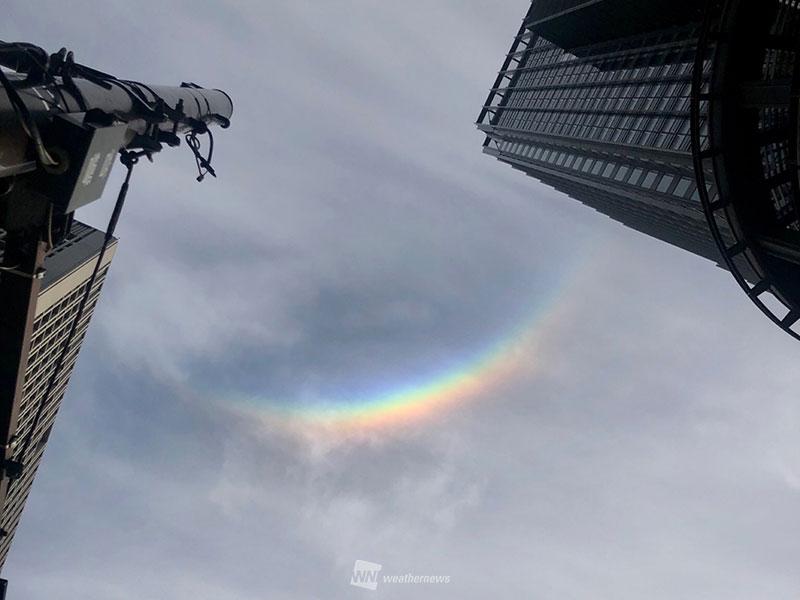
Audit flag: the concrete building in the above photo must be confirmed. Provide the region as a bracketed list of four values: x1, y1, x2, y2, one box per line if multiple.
[0, 221, 115, 568]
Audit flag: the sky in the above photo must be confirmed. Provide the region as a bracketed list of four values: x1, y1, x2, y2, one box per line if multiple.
[4, 1, 800, 599]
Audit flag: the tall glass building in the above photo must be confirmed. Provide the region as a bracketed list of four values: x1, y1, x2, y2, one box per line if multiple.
[0, 222, 115, 569]
[478, 0, 800, 338]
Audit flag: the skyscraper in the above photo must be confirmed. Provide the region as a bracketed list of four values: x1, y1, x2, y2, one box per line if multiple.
[478, 0, 800, 337]
[0, 221, 115, 569]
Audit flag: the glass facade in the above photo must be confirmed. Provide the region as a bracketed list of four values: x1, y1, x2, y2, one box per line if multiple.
[477, 1, 723, 264]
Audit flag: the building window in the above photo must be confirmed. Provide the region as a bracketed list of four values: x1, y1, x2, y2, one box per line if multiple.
[656, 175, 674, 193]
[641, 171, 658, 188]
[673, 178, 692, 197]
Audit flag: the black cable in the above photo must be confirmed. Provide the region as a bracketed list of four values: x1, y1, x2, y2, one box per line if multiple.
[10, 150, 139, 476]
[22, 45, 70, 111]
[186, 124, 215, 182]
[1, 40, 221, 180]
[0, 42, 69, 114]
[0, 66, 57, 166]
[76, 69, 220, 180]
[59, 50, 88, 111]
[0, 41, 48, 75]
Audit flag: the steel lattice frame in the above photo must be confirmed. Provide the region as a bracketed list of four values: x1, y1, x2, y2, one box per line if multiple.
[690, 0, 800, 339]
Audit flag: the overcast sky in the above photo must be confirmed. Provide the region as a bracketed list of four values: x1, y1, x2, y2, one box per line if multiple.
[5, 2, 800, 599]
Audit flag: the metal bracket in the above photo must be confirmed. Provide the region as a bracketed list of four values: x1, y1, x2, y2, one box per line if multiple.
[0, 267, 46, 280]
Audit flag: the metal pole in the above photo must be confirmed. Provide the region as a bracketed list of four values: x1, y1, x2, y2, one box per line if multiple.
[0, 42, 233, 519]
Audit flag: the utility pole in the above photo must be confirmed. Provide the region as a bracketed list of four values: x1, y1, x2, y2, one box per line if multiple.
[0, 42, 232, 591]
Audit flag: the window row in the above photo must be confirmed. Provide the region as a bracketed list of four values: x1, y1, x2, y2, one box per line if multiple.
[503, 80, 691, 110]
[515, 46, 695, 85]
[498, 109, 694, 151]
[498, 140, 701, 202]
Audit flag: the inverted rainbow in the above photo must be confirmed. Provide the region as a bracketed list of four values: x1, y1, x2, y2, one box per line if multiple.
[225, 266, 578, 431]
